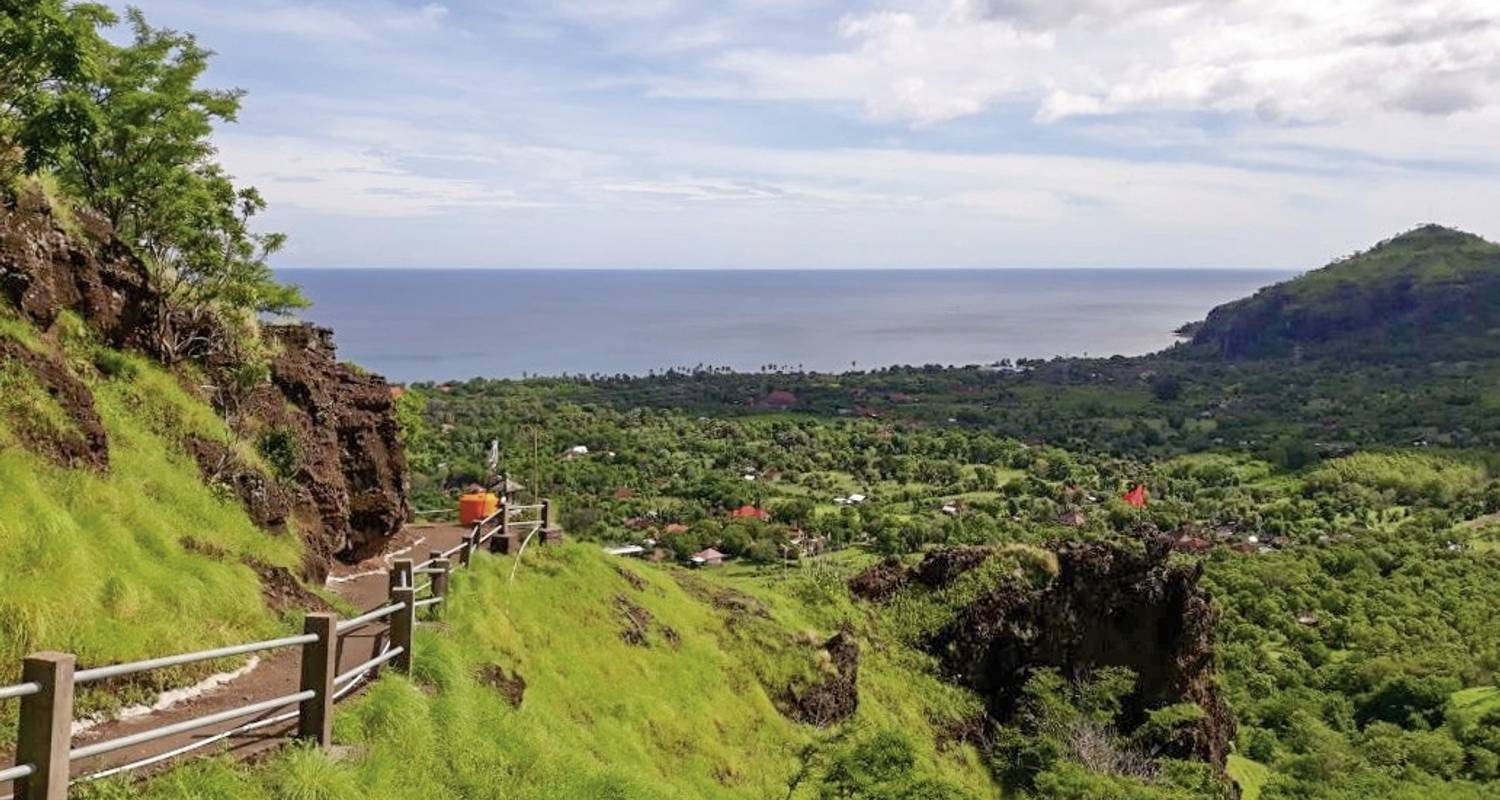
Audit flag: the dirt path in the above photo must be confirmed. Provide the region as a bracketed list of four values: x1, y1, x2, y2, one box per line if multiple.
[5, 522, 474, 793]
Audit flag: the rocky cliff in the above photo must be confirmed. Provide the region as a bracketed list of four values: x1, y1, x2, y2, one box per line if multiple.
[0, 191, 409, 579]
[852, 540, 1234, 771]
[243, 324, 409, 569]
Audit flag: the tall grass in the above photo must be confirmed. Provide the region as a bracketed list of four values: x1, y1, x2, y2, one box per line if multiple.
[94, 545, 998, 799]
[0, 326, 301, 732]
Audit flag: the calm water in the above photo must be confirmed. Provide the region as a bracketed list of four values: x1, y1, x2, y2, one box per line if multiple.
[278, 269, 1292, 382]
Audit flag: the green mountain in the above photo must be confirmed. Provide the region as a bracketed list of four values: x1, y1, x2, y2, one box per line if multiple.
[1187, 225, 1500, 360]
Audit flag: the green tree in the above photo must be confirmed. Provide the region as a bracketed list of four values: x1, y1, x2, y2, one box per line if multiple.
[0, 0, 112, 179]
[51, 9, 305, 360]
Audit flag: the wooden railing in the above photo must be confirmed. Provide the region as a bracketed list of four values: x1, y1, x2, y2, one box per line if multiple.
[1, 499, 551, 800]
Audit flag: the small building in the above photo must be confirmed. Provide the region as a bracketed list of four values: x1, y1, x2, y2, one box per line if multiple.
[604, 545, 645, 558]
[731, 505, 769, 521]
[941, 502, 961, 516]
[663, 523, 691, 535]
[689, 548, 726, 567]
[761, 390, 798, 409]
[846, 493, 867, 505]
[1056, 510, 1088, 527]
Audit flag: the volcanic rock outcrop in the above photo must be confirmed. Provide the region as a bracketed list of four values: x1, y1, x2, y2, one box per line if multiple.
[244, 323, 409, 569]
[1, 192, 409, 579]
[852, 540, 1233, 768]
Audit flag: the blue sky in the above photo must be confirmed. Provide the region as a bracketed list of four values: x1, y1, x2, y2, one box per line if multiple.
[120, 0, 1500, 269]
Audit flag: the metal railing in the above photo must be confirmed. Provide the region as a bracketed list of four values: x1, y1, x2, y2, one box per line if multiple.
[2, 498, 552, 800]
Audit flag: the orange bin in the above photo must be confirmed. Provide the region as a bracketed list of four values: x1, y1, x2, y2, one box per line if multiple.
[458, 492, 499, 525]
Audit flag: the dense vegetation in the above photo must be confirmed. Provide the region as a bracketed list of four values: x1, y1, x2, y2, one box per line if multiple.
[1187, 226, 1500, 361]
[8, 4, 1500, 799]
[391, 289, 1500, 798]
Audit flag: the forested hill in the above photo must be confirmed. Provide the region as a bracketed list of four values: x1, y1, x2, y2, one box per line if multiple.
[1186, 225, 1500, 360]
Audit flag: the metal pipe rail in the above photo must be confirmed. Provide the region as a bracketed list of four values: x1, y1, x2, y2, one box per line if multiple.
[70, 690, 316, 761]
[336, 602, 405, 634]
[507, 503, 545, 512]
[74, 634, 320, 685]
[0, 681, 39, 700]
[334, 646, 404, 686]
[413, 597, 443, 610]
[0, 764, 34, 783]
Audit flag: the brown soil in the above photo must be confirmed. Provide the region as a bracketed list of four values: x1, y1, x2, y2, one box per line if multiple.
[243, 558, 335, 614]
[847, 557, 908, 602]
[0, 338, 109, 471]
[613, 564, 648, 591]
[615, 594, 654, 646]
[476, 665, 526, 707]
[779, 627, 859, 728]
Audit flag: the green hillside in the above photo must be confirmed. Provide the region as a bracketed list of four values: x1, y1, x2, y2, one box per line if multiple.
[82, 544, 999, 800]
[0, 307, 306, 734]
[1188, 225, 1500, 360]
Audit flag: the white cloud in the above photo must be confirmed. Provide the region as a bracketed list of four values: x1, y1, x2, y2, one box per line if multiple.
[696, 0, 1500, 128]
[216, 135, 546, 217]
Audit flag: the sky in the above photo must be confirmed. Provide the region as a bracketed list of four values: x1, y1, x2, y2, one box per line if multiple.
[116, 0, 1500, 269]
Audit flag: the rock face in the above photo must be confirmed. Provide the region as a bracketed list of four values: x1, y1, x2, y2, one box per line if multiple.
[927, 540, 1233, 768]
[2, 193, 410, 579]
[0, 192, 157, 351]
[182, 434, 292, 530]
[242, 324, 409, 570]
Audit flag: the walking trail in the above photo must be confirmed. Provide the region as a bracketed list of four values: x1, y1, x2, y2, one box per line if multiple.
[5, 521, 474, 793]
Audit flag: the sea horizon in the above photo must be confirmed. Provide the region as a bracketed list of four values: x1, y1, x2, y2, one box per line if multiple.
[278, 267, 1295, 383]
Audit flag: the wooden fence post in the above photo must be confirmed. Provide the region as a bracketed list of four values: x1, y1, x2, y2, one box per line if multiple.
[388, 558, 412, 593]
[431, 558, 451, 620]
[297, 613, 337, 748]
[541, 499, 551, 530]
[490, 501, 510, 553]
[460, 527, 476, 567]
[389, 557, 415, 673]
[16, 652, 74, 800]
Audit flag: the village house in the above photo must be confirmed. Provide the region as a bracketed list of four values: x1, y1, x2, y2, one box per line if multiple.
[689, 548, 726, 567]
[1056, 509, 1088, 527]
[731, 505, 770, 521]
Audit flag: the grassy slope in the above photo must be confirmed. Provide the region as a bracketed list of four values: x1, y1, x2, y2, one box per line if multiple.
[89, 545, 998, 799]
[0, 310, 301, 729]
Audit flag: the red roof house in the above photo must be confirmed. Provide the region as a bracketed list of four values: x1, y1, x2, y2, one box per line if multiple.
[731, 505, 769, 520]
[1123, 484, 1149, 508]
[762, 390, 798, 409]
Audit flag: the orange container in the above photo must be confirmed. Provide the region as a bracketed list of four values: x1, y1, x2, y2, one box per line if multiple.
[458, 492, 499, 525]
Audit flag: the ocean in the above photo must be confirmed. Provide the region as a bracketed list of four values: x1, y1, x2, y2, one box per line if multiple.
[278, 269, 1293, 383]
